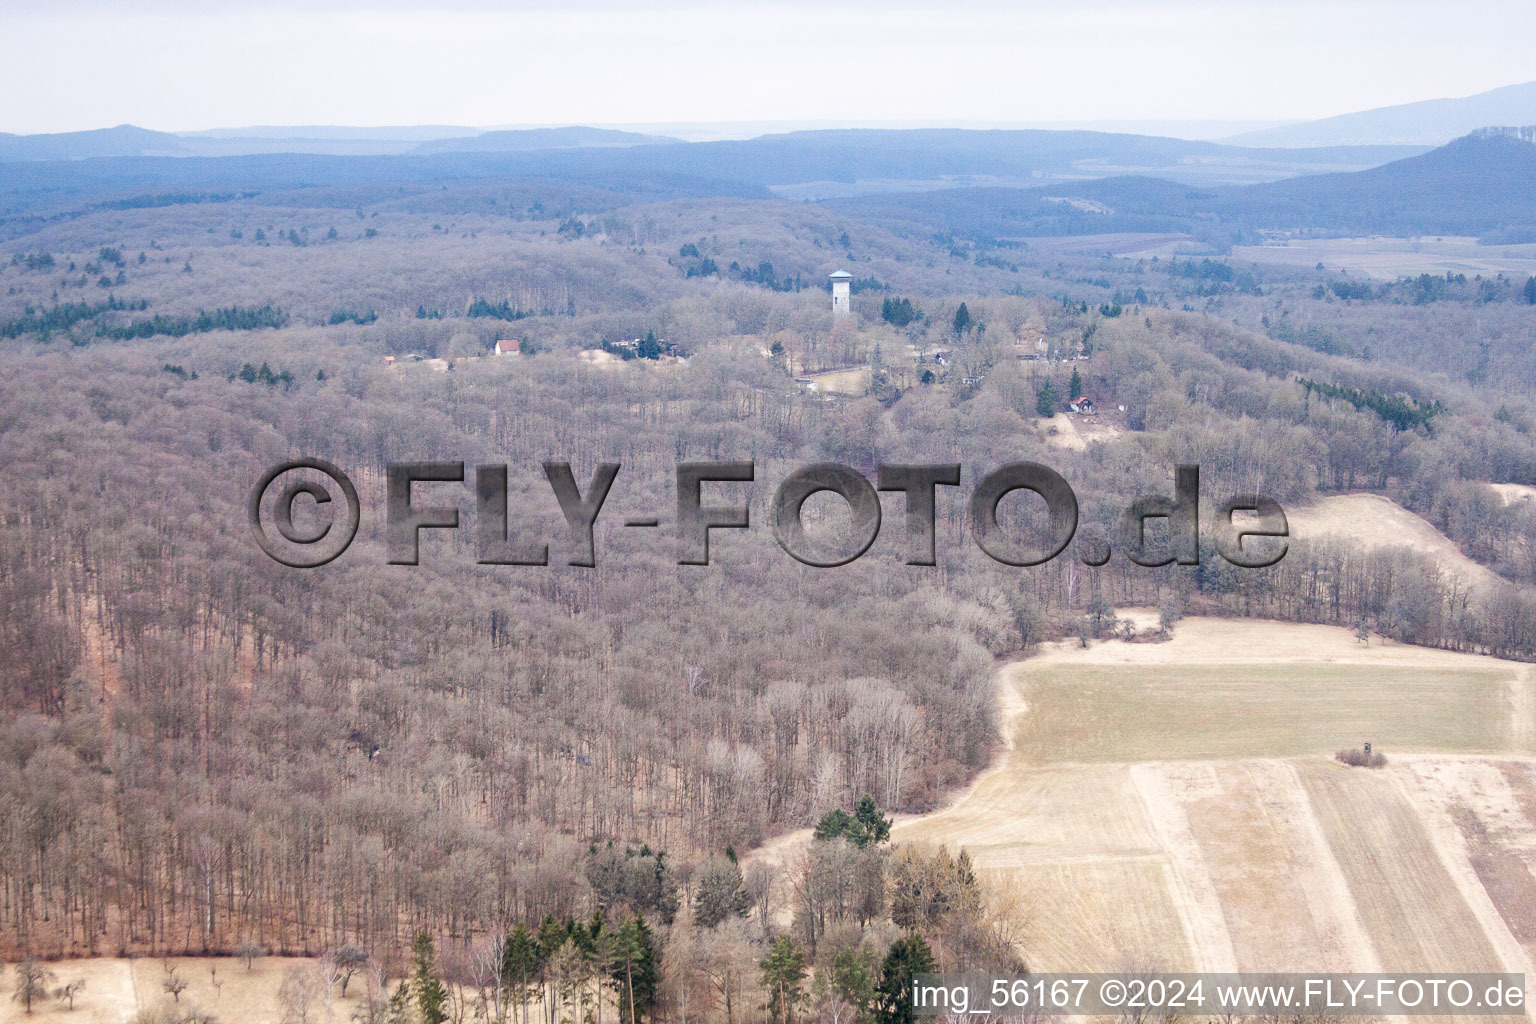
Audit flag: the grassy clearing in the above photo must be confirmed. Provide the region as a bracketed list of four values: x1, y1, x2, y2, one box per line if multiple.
[1286, 492, 1501, 591]
[799, 365, 869, 395]
[1014, 662, 1512, 765]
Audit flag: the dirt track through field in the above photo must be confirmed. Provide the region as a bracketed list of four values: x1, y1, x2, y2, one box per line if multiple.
[1259, 759, 1385, 972]
[1128, 764, 1238, 972]
[1395, 761, 1536, 981]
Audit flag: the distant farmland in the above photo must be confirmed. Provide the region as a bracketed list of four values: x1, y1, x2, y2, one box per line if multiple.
[1233, 235, 1536, 280]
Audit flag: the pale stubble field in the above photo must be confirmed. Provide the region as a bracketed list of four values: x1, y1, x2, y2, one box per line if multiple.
[894, 615, 1536, 994]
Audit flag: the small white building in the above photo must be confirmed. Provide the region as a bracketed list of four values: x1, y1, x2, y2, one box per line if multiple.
[493, 339, 521, 356]
[829, 270, 852, 316]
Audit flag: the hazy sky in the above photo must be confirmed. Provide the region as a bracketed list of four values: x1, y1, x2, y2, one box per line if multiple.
[3, 0, 1534, 134]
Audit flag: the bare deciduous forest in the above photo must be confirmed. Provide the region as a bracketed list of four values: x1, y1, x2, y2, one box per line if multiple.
[2, 135, 1536, 1022]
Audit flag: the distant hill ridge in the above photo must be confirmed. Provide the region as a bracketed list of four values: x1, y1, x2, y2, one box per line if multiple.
[1226, 81, 1536, 148]
[0, 123, 679, 161]
[412, 125, 681, 153]
[5, 122, 1534, 243]
[827, 129, 1536, 243]
[1228, 129, 1536, 234]
[0, 124, 190, 161]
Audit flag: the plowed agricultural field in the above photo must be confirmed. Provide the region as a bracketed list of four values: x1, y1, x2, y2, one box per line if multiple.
[893, 617, 1536, 985]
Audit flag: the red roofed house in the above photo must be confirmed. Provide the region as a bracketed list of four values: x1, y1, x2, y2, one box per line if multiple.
[493, 339, 521, 356]
[1069, 396, 1096, 414]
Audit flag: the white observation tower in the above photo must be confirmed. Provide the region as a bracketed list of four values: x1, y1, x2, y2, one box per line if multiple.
[829, 270, 852, 317]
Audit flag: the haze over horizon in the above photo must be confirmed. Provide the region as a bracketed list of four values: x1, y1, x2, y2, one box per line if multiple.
[4, 0, 1535, 136]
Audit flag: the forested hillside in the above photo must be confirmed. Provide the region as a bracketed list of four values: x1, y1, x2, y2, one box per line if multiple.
[2, 152, 1536, 1018]
[832, 130, 1536, 244]
[0, 127, 1430, 240]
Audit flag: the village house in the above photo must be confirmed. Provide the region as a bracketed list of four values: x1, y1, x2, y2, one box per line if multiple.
[1018, 335, 1049, 360]
[493, 339, 521, 356]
